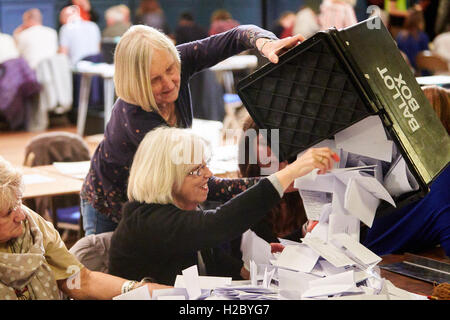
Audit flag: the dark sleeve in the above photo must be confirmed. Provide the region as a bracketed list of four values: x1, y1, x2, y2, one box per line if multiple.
[150, 178, 280, 255]
[250, 218, 280, 243]
[207, 176, 261, 202]
[177, 24, 277, 77]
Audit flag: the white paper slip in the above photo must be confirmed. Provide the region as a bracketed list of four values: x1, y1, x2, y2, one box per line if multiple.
[53, 161, 90, 179]
[277, 268, 318, 294]
[344, 178, 380, 228]
[334, 115, 393, 162]
[302, 270, 356, 298]
[310, 221, 329, 243]
[250, 260, 257, 286]
[384, 156, 419, 197]
[301, 236, 356, 268]
[331, 233, 382, 266]
[113, 285, 151, 300]
[174, 275, 232, 290]
[240, 230, 272, 266]
[273, 245, 320, 273]
[328, 213, 360, 242]
[151, 288, 189, 300]
[318, 260, 348, 276]
[22, 174, 55, 185]
[299, 190, 332, 221]
[182, 265, 202, 300]
[157, 295, 186, 300]
[294, 171, 335, 193]
[354, 175, 396, 207]
[262, 267, 276, 288]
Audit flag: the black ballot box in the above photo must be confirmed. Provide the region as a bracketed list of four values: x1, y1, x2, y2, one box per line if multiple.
[236, 17, 450, 216]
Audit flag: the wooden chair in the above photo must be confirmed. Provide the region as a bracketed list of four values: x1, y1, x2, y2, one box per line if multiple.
[415, 51, 449, 75]
[23, 131, 90, 240]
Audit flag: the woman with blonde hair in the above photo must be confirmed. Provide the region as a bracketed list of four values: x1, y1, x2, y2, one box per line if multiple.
[80, 23, 305, 236]
[0, 156, 170, 300]
[108, 127, 338, 285]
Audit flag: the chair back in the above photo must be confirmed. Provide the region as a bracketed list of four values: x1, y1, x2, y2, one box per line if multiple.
[416, 51, 449, 74]
[23, 132, 90, 235]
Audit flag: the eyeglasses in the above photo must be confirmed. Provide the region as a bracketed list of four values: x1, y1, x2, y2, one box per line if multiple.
[2, 199, 22, 217]
[188, 162, 210, 177]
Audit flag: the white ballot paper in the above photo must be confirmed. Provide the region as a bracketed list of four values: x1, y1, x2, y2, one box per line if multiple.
[272, 244, 320, 273]
[299, 190, 332, 220]
[331, 233, 382, 266]
[302, 270, 357, 298]
[53, 161, 90, 179]
[152, 288, 189, 300]
[278, 269, 320, 298]
[182, 265, 202, 300]
[301, 236, 356, 268]
[334, 115, 393, 162]
[241, 230, 272, 266]
[113, 285, 151, 300]
[344, 178, 380, 228]
[328, 213, 360, 242]
[262, 267, 276, 288]
[22, 174, 55, 185]
[175, 275, 231, 290]
[384, 156, 419, 197]
[250, 260, 258, 286]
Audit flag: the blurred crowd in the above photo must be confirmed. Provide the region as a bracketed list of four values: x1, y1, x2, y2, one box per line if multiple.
[0, 0, 449, 131]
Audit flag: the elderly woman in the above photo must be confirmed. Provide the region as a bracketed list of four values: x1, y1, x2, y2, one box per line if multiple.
[80, 23, 305, 235]
[108, 127, 338, 285]
[0, 156, 169, 300]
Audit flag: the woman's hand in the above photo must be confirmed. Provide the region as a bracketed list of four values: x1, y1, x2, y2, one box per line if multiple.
[275, 147, 339, 192]
[257, 34, 305, 64]
[270, 243, 285, 253]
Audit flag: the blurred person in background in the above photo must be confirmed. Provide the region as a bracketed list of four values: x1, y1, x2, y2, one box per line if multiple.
[269, 11, 296, 39]
[58, 5, 101, 66]
[395, 7, 429, 71]
[318, 0, 357, 30]
[208, 9, 240, 36]
[65, 0, 99, 23]
[293, 5, 320, 40]
[0, 29, 19, 65]
[174, 11, 207, 45]
[102, 5, 131, 39]
[135, 0, 170, 36]
[13, 9, 58, 69]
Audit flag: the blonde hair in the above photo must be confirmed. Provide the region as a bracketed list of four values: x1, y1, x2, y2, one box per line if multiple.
[128, 127, 209, 204]
[114, 25, 180, 112]
[0, 156, 23, 213]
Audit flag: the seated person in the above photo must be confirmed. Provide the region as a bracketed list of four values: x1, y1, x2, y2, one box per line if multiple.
[13, 8, 58, 69]
[108, 126, 338, 285]
[395, 8, 430, 72]
[0, 156, 170, 299]
[0, 30, 19, 65]
[58, 5, 101, 66]
[102, 5, 131, 39]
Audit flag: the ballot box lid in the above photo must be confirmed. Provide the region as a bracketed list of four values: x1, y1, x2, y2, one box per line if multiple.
[237, 17, 450, 195]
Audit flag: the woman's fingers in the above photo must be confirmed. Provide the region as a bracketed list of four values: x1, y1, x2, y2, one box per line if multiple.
[267, 34, 305, 64]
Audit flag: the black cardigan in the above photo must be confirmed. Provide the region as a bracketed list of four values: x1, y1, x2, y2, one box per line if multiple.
[108, 178, 281, 285]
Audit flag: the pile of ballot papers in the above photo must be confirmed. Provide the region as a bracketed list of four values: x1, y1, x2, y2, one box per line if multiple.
[113, 116, 427, 301]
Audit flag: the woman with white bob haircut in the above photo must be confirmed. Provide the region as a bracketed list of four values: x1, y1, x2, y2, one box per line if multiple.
[0, 156, 170, 300]
[80, 23, 306, 236]
[108, 127, 339, 285]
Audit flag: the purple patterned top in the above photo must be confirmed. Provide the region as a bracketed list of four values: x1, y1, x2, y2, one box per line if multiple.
[81, 25, 277, 223]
